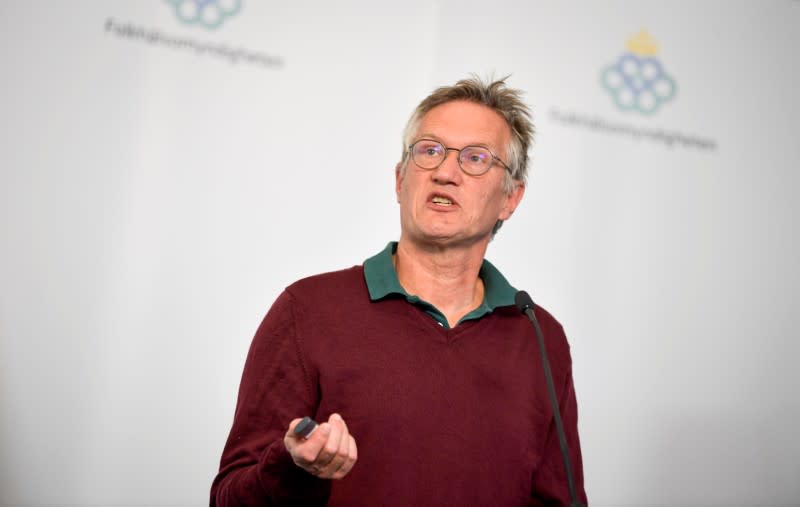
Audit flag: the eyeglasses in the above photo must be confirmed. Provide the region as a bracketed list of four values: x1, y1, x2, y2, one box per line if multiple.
[407, 139, 511, 176]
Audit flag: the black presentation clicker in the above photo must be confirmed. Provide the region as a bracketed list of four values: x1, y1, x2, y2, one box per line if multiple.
[294, 416, 318, 439]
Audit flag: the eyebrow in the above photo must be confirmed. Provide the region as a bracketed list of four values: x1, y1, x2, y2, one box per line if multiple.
[414, 134, 493, 150]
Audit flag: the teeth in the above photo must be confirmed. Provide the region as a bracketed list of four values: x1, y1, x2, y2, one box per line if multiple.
[432, 196, 452, 205]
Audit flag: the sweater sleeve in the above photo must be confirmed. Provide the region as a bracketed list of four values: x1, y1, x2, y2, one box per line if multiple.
[529, 366, 588, 506]
[210, 290, 331, 506]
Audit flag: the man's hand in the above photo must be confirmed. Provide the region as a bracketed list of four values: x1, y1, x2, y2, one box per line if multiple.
[284, 413, 358, 480]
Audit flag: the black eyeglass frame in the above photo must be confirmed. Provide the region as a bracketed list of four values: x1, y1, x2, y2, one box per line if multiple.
[407, 139, 512, 176]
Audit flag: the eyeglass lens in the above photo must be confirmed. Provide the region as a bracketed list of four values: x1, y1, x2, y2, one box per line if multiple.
[411, 140, 495, 175]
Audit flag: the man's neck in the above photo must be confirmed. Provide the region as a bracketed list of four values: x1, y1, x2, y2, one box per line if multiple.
[394, 238, 489, 328]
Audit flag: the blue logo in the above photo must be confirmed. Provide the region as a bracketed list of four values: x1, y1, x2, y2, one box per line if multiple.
[601, 30, 677, 115]
[165, 0, 241, 29]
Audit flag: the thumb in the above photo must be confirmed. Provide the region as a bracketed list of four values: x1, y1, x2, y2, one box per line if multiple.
[285, 418, 304, 440]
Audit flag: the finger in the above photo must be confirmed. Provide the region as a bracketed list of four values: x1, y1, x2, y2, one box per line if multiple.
[318, 414, 354, 477]
[283, 418, 304, 453]
[330, 434, 358, 480]
[326, 420, 351, 472]
[315, 414, 345, 469]
[285, 420, 330, 468]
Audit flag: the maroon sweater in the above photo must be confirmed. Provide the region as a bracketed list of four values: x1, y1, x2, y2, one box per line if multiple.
[211, 266, 586, 506]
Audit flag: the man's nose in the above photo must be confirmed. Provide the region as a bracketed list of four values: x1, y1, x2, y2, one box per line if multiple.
[432, 149, 462, 183]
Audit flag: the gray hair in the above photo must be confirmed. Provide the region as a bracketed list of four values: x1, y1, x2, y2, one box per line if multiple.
[399, 75, 535, 236]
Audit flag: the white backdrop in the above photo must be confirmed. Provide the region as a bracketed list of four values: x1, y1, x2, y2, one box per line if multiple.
[1, 1, 798, 506]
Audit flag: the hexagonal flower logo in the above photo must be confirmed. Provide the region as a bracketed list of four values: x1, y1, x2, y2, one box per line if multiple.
[601, 30, 677, 115]
[165, 0, 241, 29]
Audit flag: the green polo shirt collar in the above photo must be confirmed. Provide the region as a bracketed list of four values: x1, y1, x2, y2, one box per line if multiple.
[363, 242, 517, 328]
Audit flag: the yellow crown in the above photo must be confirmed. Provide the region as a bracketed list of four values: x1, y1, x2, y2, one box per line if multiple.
[626, 29, 659, 56]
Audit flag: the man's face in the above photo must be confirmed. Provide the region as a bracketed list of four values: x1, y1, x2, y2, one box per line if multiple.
[395, 100, 525, 248]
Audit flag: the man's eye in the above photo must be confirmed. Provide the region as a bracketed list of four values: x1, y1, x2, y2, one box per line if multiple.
[416, 142, 442, 157]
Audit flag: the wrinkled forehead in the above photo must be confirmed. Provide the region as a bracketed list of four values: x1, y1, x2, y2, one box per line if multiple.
[415, 100, 512, 153]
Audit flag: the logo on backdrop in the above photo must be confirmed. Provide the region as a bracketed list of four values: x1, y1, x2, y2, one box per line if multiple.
[104, 0, 282, 69]
[549, 30, 715, 150]
[600, 30, 677, 115]
[165, 0, 241, 29]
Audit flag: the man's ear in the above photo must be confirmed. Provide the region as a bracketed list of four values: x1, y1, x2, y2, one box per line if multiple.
[499, 181, 525, 221]
[395, 162, 404, 203]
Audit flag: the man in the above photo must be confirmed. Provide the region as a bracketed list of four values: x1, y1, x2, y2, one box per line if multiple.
[211, 76, 587, 506]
